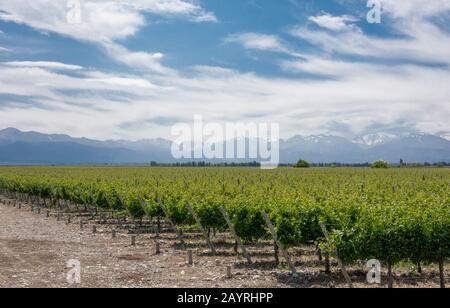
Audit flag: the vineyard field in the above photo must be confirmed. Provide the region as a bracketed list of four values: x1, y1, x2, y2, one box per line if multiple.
[0, 166, 449, 288]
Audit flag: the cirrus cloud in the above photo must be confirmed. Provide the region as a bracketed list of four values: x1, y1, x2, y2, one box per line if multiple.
[4, 61, 83, 71]
[0, 0, 217, 73]
[308, 13, 358, 31]
[0, 0, 449, 141]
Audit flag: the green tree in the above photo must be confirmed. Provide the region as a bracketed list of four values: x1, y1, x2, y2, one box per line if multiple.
[372, 160, 389, 169]
[294, 159, 311, 168]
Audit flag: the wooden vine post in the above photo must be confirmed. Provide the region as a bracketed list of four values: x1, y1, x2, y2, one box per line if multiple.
[219, 206, 252, 264]
[438, 258, 446, 289]
[387, 261, 394, 288]
[319, 222, 353, 288]
[261, 210, 296, 274]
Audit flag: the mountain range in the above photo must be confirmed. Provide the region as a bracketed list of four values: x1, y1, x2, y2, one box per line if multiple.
[0, 128, 449, 164]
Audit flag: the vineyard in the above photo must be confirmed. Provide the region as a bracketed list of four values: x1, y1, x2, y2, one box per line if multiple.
[0, 166, 449, 288]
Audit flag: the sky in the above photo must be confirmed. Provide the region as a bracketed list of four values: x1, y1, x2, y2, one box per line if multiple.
[0, 0, 449, 141]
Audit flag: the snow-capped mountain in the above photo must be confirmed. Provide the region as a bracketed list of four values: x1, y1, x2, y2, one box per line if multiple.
[352, 133, 398, 148]
[0, 128, 449, 164]
[438, 132, 450, 141]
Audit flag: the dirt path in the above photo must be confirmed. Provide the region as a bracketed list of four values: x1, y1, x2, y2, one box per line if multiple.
[0, 197, 447, 288]
[0, 198, 279, 288]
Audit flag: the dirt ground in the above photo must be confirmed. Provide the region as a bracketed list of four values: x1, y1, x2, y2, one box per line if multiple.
[0, 195, 448, 288]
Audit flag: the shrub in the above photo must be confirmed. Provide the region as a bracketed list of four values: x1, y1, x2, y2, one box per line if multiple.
[294, 159, 310, 168]
[372, 160, 388, 169]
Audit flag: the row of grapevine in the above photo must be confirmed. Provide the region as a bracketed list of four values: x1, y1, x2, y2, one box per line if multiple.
[0, 166, 448, 282]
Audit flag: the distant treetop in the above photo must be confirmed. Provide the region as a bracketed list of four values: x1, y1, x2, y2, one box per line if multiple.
[372, 160, 389, 169]
[294, 159, 310, 168]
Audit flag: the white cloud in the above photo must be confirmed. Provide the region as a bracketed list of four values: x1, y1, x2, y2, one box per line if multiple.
[309, 13, 357, 31]
[133, 0, 215, 18]
[281, 57, 392, 78]
[382, 0, 450, 19]
[291, 23, 450, 65]
[0, 0, 217, 72]
[191, 65, 236, 76]
[0, 1, 141, 43]
[0, 1, 449, 140]
[4, 61, 83, 70]
[0, 0, 217, 44]
[225, 33, 285, 52]
[0, 59, 449, 140]
[0, 46, 11, 52]
[292, 4, 450, 65]
[84, 71, 157, 89]
[103, 43, 175, 75]
[225, 32, 303, 57]
[192, 11, 218, 23]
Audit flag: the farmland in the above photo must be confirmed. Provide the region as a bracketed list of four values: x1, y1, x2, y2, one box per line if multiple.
[0, 166, 449, 288]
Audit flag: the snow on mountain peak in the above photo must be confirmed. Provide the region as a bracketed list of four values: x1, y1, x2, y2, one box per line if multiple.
[439, 132, 450, 141]
[352, 133, 398, 147]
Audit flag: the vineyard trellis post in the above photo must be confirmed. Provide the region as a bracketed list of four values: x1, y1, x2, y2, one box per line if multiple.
[155, 240, 161, 255]
[387, 261, 394, 288]
[319, 222, 353, 288]
[219, 206, 252, 264]
[261, 210, 296, 275]
[438, 259, 446, 289]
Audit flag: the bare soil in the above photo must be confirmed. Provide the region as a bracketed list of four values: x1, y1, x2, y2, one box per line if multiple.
[0, 196, 447, 288]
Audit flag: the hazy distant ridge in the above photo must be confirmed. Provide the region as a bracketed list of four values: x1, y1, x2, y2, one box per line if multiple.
[0, 128, 449, 164]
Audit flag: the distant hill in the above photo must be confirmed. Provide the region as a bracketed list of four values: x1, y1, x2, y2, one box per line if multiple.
[0, 128, 449, 164]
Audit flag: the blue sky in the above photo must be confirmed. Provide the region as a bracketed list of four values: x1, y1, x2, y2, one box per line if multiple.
[0, 0, 449, 140]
